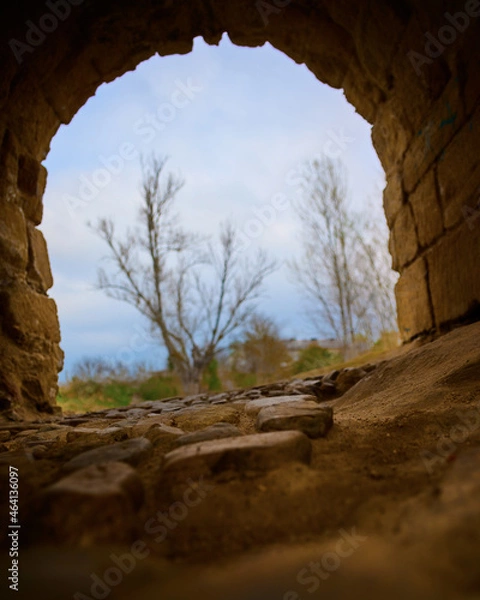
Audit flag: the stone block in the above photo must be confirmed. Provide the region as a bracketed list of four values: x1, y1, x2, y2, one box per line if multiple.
[390, 15, 451, 133]
[427, 221, 480, 328]
[0, 129, 19, 195]
[403, 76, 465, 193]
[342, 56, 384, 124]
[300, 12, 354, 89]
[383, 171, 405, 229]
[66, 426, 130, 445]
[26, 223, 53, 291]
[0, 201, 28, 274]
[245, 395, 318, 417]
[395, 257, 433, 340]
[354, 3, 408, 92]
[0, 283, 61, 346]
[256, 403, 333, 439]
[37, 462, 144, 545]
[175, 423, 242, 447]
[372, 98, 412, 176]
[17, 157, 45, 225]
[130, 417, 184, 439]
[391, 203, 418, 270]
[17, 155, 41, 197]
[63, 437, 152, 473]
[409, 169, 444, 247]
[437, 105, 480, 229]
[163, 431, 312, 481]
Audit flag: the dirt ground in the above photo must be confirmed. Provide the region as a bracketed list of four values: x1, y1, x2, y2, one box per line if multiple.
[2, 321, 480, 599]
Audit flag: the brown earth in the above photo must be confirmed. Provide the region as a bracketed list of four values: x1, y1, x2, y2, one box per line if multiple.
[1, 321, 479, 599]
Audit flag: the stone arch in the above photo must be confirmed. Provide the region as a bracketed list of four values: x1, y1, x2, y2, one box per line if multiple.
[0, 0, 479, 417]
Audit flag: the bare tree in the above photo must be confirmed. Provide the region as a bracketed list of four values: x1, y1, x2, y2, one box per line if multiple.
[93, 155, 276, 393]
[289, 157, 397, 349]
[229, 313, 291, 384]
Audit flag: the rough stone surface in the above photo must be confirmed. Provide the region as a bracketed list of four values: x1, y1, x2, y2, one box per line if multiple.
[427, 221, 480, 329]
[409, 169, 443, 248]
[130, 416, 184, 440]
[245, 395, 318, 416]
[163, 431, 312, 480]
[335, 368, 369, 395]
[63, 437, 152, 472]
[65, 426, 130, 445]
[382, 171, 404, 229]
[26, 222, 53, 292]
[36, 462, 144, 545]
[437, 105, 480, 230]
[256, 402, 334, 438]
[175, 422, 242, 447]
[395, 258, 434, 340]
[390, 203, 418, 270]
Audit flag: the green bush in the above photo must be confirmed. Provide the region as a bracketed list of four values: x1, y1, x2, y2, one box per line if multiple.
[68, 378, 103, 398]
[232, 372, 257, 389]
[203, 359, 222, 392]
[103, 382, 135, 406]
[137, 374, 179, 400]
[293, 345, 336, 374]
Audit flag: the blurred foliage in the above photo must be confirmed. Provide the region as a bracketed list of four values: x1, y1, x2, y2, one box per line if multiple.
[137, 374, 179, 400]
[57, 356, 181, 413]
[227, 314, 291, 386]
[292, 345, 338, 374]
[203, 359, 222, 392]
[231, 372, 258, 389]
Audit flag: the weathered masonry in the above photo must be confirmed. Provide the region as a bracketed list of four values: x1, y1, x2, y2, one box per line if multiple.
[0, 0, 479, 417]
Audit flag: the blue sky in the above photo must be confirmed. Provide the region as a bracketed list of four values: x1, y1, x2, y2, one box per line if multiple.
[41, 35, 386, 381]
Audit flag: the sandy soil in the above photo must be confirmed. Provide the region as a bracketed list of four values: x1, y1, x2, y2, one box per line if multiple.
[2, 321, 480, 599]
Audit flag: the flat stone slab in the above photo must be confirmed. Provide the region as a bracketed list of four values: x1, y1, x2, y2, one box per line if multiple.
[130, 416, 184, 439]
[256, 402, 334, 439]
[163, 430, 312, 480]
[63, 437, 152, 473]
[244, 394, 318, 416]
[39, 462, 144, 545]
[175, 422, 242, 447]
[66, 426, 130, 444]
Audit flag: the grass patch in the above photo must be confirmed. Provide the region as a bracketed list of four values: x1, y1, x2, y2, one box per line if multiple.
[58, 372, 181, 414]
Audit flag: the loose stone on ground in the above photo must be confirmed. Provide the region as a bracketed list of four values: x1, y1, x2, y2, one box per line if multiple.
[175, 422, 242, 447]
[256, 402, 334, 438]
[163, 431, 312, 481]
[37, 462, 144, 545]
[63, 437, 152, 473]
[244, 394, 319, 416]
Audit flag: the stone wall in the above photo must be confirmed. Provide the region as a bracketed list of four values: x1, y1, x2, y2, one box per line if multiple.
[0, 0, 478, 416]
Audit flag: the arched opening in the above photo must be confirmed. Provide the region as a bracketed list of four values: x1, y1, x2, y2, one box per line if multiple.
[1, 0, 479, 417]
[42, 35, 388, 393]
